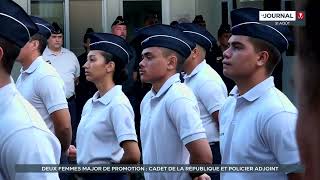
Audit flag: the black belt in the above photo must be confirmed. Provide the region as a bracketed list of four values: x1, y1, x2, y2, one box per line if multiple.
[67, 95, 75, 102]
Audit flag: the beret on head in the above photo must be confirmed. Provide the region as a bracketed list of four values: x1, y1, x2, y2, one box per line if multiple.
[111, 16, 127, 27]
[137, 24, 196, 59]
[51, 22, 63, 34]
[0, 0, 38, 47]
[30, 16, 53, 39]
[176, 23, 217, 52]
[89, 32, 131, 65]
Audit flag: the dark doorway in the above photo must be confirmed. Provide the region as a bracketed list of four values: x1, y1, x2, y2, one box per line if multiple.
[123, 0, 162, 41]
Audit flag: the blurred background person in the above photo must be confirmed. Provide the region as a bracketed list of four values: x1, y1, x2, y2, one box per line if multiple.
[76, 27, 97, 126]
[295, 0, 320, 179]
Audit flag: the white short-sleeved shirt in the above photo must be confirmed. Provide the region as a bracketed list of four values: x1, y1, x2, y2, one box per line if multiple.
[219, 77, 300, 180]
[184, 60, 228, 142]
[140, 74, 207, 180]
[43, 47, 80, 98]
[76, 85, 137, 164]
[16, 56, 68, 133]
[0, 83, 61, 180]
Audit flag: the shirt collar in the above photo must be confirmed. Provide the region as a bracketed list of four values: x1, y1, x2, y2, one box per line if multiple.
[92, 85, 122, 105]
[230, 76, 275, 102]
[44, 47, 67, 56]
[20, 56, 43, 74]
[151, 73, 181, 98]
[184, 60, 207, 79]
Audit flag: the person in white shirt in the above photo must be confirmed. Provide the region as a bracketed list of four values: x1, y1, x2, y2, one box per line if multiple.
[219, 7, 302, 180]
[16, 15, 71, 153]
[178, 23, 228, 180]
[68, 33, 140, 180]
[42, 22, 80, 145]
[0, 1, 60, 179]
[138, 24, 212, 180]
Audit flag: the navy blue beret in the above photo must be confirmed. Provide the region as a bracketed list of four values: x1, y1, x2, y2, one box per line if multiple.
[111, 16, 127, 27]
[137, 24, 196, 59]
[51, 22, 63, 34]
[231, 7, 290, 53]
[89, 33, 131, 64]
[0, 0, 38, 47]
[176, 23, 216, 52]
[30, 16, 53, 39]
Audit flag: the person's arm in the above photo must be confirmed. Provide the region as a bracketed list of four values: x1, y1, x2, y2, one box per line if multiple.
[167, 95, 211, 179]
[37, 75, 71, 152]
[186, 139, 212, 180]
[110, 103, 140, 164]
[212, 111, 219, 131]
[197, 80, 227, 130]
[186, 139, 212, 164]
[120, 140, 141, 164]
[51, 109, 72, 152]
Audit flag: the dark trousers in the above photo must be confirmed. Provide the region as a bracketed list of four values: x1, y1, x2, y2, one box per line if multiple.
[80, 173, 129, 180]
[59, 152, 72, 180]
[209, 142, 221, 180]
[67, 97, 77, 145]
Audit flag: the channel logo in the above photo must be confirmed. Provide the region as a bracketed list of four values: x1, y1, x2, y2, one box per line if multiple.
[259, 11, 305, 26]
[296, 11, 304, 20]
[259, 11, 296, 21]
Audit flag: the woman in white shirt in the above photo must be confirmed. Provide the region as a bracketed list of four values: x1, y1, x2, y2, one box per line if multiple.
[68, 33, 140, 180]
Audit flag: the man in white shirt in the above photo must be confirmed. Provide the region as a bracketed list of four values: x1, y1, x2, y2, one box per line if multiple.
[138, 24, 212, 180]
[16, 16, 72, 153]
[219, 7, 302, 180]
[0, 1, 60, 179]
[42, 22, 80, 145]
[178, 23, 228, 180]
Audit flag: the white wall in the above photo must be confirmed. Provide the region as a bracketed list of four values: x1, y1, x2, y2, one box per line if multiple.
[69, 0, 103, 56]
[170, 0, 196, 24]
[13, 0, 28, 10]
[105, 0, 122, 32]
[195, 0, 221, 39]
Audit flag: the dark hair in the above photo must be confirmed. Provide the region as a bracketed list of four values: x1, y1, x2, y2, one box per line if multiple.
[83, 28, 94, 43]
[0, 37, 21, 74]
[161, 48, 185, 73]
[170, 21, 179, 27]
[218, 24, 231, 38]
[111, 16, 127, 27]
[248, 37, 281, 75]
[31, 34, 47, 54]
[100, 51, 128, 85]
[193, 15, 206, 28]
[51, 22, 63, 34]
[144, 14, 158, 26]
